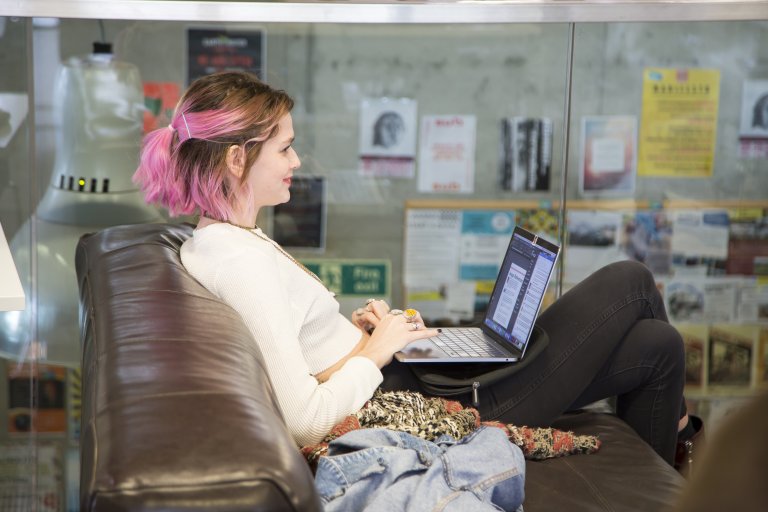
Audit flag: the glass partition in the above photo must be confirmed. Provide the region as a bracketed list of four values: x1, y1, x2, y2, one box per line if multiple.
[0, 16, 59, 512]
[0, 4, 766, 510]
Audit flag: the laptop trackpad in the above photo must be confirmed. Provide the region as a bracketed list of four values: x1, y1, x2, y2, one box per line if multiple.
[395, 338, 450, 362]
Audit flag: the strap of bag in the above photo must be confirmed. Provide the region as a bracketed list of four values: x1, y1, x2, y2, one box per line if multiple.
[408, 325, 549, 400]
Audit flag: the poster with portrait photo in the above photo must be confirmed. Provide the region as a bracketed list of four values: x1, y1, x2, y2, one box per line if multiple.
[579, 116, 637, 197]
[359, 98, 418, 178]
[739, 80, 768, 138]
[272, 176, 326, 251]
[739, 80, 768, 158]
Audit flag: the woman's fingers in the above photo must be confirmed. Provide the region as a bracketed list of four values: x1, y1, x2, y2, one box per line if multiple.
[353, 299, 392, 333]
[380, 309, 440, 346]
[366, 299, 390, 321]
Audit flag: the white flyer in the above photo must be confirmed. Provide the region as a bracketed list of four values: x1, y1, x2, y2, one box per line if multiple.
[417, 115, 476, 193]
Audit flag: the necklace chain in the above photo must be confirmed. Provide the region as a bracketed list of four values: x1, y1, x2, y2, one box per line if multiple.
[221, 221, 330, 292]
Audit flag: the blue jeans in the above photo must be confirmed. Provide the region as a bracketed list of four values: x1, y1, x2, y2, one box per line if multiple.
[382, 261, 686, 464]
[315, 426, 525, 511]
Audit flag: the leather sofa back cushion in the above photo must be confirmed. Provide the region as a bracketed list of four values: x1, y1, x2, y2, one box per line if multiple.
[76, 223, 321, 511]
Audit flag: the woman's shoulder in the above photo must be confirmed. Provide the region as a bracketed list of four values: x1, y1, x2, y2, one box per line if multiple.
[182, 223, 274, 265]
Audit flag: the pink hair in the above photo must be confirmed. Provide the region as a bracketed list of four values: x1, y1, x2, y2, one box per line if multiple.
[133, 71, 294, 219]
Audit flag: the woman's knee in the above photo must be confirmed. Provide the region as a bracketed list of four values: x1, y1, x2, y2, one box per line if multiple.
[634, 319, 685, 372]
[600, 260, 663, 305]
[602, 260, 656, 287]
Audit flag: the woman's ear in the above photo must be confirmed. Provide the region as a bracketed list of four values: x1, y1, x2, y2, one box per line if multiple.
[225, 145, 245, 178]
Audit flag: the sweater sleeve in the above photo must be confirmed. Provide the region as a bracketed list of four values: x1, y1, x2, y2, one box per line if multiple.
[212, 248, 383, 446]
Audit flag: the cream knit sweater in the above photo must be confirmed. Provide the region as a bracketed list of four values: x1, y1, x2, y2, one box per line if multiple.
[181, 223, 383, 446]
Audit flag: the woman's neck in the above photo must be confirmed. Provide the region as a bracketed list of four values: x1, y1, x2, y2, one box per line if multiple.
[197, 215, 258, 230]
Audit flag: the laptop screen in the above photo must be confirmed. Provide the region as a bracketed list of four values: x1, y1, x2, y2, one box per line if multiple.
[483, 227, 560, 352]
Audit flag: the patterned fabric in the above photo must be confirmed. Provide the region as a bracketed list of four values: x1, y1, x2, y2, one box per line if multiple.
[301, 389, 601, 471]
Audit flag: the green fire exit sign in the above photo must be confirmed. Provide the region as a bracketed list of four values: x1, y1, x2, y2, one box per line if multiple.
[302, 259, 390, 297]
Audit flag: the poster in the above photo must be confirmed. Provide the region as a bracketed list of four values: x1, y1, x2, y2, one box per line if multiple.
[359, 98, 418, 178]
[67, 367, 81, 442]
[143, 82, 180, 133]
[0, 443, 62, 512]
[736, 280, 768, 324]
[418, 115, 476, 193]
[676, 323, 709, 389]
[738, 79, 768, 137]
[7, 362, 67, 434]
[404, 208, 517, 322]
[517, 209, 559, 241]
[186, 28, 264, 84]
[665, 277, 740, 324]
[272, 176, 326, 251]
[726, 207, 768, 277]
[500, 117, 552, 192]
[708, 324, 757, 388]
[458, 210, 515, 281]
[564, 210, 627, 284]
[759, 327, 768, 386]
[579, 116, 637, 196]
[623, 210, 673, 275]
[403, 209, 462, 287]
[638, 67, 720, 177]
[671, 209, 729, 260]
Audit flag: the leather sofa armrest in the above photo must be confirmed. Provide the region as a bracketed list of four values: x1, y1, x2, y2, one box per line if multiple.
[76, 222, 321, 512]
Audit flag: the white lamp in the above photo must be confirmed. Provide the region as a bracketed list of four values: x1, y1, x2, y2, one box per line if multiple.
[0, 43, 163, 365]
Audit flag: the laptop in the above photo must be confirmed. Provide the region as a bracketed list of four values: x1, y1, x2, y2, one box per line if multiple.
[395, 226, 560, 363]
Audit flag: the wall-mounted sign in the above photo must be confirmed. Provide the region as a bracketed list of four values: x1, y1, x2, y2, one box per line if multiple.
[187, 28, 264, 84]
[303, 259, 390, 298]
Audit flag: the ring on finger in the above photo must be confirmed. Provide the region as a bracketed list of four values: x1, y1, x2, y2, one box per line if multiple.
[410, 322, 421, 331]
[404, 308, 418, 322]
[389, 309, 404, 316]
[365, 298, 377, 305]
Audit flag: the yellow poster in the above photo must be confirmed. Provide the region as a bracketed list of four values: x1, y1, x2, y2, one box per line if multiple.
[639, 68, 720, 177]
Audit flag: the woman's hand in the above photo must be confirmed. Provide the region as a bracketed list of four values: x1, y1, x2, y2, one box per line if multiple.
[351, 299, 391, 334]
[317, 305, 439, 382]
[358, 309, 440, 369]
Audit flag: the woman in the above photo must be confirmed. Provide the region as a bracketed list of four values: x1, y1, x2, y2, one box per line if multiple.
[134, 70, 698, 467]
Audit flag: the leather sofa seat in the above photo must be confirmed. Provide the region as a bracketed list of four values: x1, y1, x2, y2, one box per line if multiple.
[75, 222, 684, 511]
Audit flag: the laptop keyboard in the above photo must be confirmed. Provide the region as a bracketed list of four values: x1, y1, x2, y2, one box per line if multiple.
[432, 328, 509, 358]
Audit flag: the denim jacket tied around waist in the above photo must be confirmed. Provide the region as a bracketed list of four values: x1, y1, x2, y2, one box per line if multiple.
[314, 426, 526, 512]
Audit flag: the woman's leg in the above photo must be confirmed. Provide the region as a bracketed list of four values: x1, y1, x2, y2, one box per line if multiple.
[476, 260, 686, 463]
[567, 318, 685, 463]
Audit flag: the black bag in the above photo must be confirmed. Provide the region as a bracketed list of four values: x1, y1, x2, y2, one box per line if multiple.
[407, 324, 549, 407]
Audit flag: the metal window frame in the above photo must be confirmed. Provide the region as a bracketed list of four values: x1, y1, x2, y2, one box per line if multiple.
[2, 0, 767, 23]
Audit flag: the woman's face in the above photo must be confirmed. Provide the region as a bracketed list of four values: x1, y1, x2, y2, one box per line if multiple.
[245, 113, 301, 210]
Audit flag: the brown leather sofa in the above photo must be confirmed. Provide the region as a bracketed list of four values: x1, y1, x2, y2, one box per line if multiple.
[76, 222, 685, 512]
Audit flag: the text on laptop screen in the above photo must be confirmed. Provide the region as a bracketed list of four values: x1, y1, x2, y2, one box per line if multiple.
[483, 232, 557, 351]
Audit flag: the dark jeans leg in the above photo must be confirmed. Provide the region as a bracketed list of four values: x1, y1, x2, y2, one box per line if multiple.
[568, 318, 685, 463]
[475, 260, 686, 464]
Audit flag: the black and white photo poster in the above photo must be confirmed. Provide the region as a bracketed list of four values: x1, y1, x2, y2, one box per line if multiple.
[739, 79, 768, 159]
[358, 98, 418, 178]
[500, 117, 552, 192]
